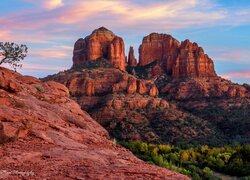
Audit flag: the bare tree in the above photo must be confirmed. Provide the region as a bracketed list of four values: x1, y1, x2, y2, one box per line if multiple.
[0, 42, 28, 71]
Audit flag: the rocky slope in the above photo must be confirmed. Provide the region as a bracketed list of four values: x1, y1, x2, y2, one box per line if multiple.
[0, 67, 189, 179]
[44, 27, 250, 146]
[44, 59, 226, 145]
[73, 27, 126, 71]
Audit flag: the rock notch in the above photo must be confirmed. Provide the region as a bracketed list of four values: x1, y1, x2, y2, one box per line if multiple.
[73, 27, 126, 71]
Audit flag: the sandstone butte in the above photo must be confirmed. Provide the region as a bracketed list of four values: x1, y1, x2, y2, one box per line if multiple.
[0, 67, 189, 179]
[73, 27, 216, 79]
[69, 27, 249, 99]
[73, 27, 126, 71]
[138, 33, 217, 79]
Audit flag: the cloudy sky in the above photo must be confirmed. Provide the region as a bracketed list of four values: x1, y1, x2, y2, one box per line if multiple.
[1, 0, 250, 83]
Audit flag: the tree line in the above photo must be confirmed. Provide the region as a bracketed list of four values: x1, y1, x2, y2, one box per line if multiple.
[120, 141, 250, 179]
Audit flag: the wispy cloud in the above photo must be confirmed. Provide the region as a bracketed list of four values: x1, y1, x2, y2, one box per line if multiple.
[0, 0, 250, 81]
[1, 0, 249, 39]
[24, 0, 64, 10]
[221, 70, 250, 79]
[29, 46, 72, 60]
[0, 0, 228, 32]
[44, 0, 64, 10]
[212, 49, 250, 63]
[0, 30, 11, 40]
[2, 62, 68, 75]
[22, 63, 68, 71]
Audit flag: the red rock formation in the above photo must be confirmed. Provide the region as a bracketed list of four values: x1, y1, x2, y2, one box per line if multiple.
[151, 64, 163, 77]
[149, 85, 159, 97]
[108, 95, 168, 110]
[139, 33, 217, 78]
[85, 78, 95, 96]
[139, 33, 179, 67]
[137, 80, 147, 95]
[73, 27, 126, 71]
[109, 37, 126, 71]
[172, 40, 216, 78]
[0, 68, 20, 92]
[128, 46, 137, 67]
[111, 74, 159, 97]
[73, 29, 216, 78]
[0, 67, 189, 179]
[160, 77, 249, 100]
[127, 77, 137, 94]
[43, 68, 161, 113]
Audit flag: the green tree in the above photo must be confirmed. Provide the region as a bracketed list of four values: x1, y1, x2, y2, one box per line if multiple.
[152, 154, 164, 166]
[139, 142, 148, 153]
[203, 167, 213, 178]
[0, 42, 28, 70]
[192, 172, 202, 180]
[181, 151, 189, 162]
[159, 144, 172, 154]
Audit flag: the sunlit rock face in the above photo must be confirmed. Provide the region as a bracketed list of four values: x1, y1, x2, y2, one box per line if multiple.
[73, 27, 126, 71]
[139, 33, 217, 78]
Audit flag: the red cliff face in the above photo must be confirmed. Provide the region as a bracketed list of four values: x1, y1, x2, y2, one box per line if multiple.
[128, 46, 137, 67]
[73, 27, 126, 71]
[172, 40, 216, 78]
[139, 33, 217, 78]
[139, 33, 180, 67]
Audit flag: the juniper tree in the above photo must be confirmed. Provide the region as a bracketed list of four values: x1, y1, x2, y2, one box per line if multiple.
[0, 42, 28, 71]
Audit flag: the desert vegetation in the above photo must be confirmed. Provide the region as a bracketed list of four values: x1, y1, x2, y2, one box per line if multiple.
[121, 141, 250, 179]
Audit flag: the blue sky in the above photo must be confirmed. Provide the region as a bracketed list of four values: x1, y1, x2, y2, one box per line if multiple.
[0, 0, 250, 84]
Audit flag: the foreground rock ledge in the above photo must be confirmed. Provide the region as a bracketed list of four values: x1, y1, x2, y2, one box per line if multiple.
[0, 67, 189, 179]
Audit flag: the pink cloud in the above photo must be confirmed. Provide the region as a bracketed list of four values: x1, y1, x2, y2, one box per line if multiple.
[221, 71, 250, 79]
[29, 46, 72, 60]
[0, 30, 53, 44]
[0, 30, 12, 40]
[0, 0, 227, 32]
[22, 63, 68, 71]
[23, 0, 64, 10]
[0, 0, 249, 81]
[53, 0, 226, 29]
[1, 0, 249, 36]
[1, 63, 68, 75]
[44, 0, 64, 10]
[212, 49, 250, 62]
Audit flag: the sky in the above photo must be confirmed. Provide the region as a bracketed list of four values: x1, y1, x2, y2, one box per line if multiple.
[0, 0, 250, 84]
